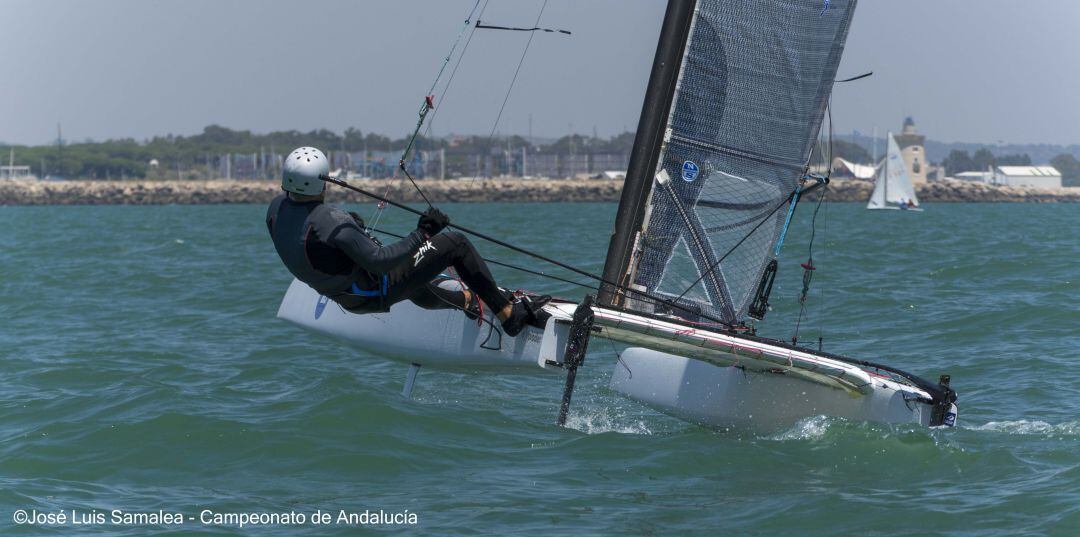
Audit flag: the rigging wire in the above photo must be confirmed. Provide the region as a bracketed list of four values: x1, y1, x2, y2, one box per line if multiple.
[671, 187, 802, 305]
[422, 0, 492, 138]
[792, 101, 833, 345]
[791, 186, 827, 345]
[818, 102, 835, 346]
[367, 0, 486, 230]
[818, 182, 829, 348]
[402, 0, 485, 160]
[477, 0, 557, 180]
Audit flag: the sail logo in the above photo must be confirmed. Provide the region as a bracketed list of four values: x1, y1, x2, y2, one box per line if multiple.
[314, 295, 330, 319]
[681, 161, 699, 182]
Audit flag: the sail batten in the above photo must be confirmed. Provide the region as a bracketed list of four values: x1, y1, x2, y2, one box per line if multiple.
[668, 133, 809, 170]
[613, 0, 858, 324]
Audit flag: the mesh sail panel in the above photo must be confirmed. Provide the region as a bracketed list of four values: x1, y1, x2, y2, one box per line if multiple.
[630, 0, 856, 323]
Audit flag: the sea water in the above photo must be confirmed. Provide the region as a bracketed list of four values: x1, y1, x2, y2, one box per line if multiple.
[0, 202, 1077, 535]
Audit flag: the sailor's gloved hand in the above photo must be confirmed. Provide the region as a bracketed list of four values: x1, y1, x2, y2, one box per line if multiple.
[348, 211, 365, 228]
[418, 207, 450, 237]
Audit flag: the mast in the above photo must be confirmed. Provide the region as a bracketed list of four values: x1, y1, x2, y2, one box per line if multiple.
[872, 125, 877, 166]
[598, 0, 696, 306]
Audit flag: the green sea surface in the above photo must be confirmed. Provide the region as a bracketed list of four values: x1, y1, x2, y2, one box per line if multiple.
[1, 202, 1077, 535]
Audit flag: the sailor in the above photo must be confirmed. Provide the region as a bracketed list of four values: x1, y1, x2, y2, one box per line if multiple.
[266, 147, 548, 336]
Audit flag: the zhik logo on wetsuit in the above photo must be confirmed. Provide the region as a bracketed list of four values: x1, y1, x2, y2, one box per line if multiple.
[413, 241, 437, 267]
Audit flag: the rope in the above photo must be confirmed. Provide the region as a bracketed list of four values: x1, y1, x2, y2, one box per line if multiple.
[398, 163, 434, 208]
[426, 280, 504, 350]
[366, 225, 598, 292]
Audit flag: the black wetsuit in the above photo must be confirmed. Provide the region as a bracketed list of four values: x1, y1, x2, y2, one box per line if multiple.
[266, 194, 511, 315]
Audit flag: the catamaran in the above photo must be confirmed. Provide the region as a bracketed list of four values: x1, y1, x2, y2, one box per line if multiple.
[276, 0, 957, 432]
[867, 133, 923, 211]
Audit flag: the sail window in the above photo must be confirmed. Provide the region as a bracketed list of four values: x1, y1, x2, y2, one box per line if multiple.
[626, 0, 857, 324]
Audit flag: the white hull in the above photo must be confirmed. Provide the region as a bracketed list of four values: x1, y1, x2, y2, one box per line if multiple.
[610, 348, 930, 433]
[867, 205, 924, 212]
[277, 280, 949, 431]
[277, 279, 557, 371]
[587, 306, 939, 432]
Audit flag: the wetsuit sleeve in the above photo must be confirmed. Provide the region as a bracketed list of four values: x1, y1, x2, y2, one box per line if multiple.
[330, 224, 427, 274]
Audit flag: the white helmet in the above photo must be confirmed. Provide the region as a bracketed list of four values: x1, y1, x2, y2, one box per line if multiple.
[282, 146, 329, 195]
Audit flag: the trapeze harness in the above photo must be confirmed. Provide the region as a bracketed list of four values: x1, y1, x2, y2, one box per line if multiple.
[265, 195, 425, 313]
[347, 274, 390, 310]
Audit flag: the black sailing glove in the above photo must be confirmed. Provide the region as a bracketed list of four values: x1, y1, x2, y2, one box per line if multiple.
[347, 210, 386, 246]
[348, 211, 365, 229]
[418, 207, 450, 237]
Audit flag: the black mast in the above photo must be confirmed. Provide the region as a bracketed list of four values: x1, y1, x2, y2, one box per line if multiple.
[597, 0, 697, 307]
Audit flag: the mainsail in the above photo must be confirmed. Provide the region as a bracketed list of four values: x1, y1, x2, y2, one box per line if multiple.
[601, 0, 858, 324]
[867, 133, 920, 209]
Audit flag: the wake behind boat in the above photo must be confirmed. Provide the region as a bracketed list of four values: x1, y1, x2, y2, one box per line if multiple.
[275, 0, 957, 432]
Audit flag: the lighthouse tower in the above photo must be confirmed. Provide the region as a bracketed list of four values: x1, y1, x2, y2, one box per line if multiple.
[894, 117, 928, 184]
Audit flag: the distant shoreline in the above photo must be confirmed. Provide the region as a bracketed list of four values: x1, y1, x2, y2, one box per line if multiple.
[1, 178, 1078, 205]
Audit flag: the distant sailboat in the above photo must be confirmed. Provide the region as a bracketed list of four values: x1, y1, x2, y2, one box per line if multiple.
[867, 133, 922, 211]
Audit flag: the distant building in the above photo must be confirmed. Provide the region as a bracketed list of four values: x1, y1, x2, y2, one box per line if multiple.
[992, 166, 1062, 189]
[954, 171, 992, 183]
[928, 164, 946, 182]
[893, 117, 928, 184]
[0, 165, 33, 180]
[831, 157, 875, 180]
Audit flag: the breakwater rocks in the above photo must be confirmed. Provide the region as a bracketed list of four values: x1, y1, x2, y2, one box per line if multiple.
[827, 179, 1080, 203]
[1, 178, 1077, 205]
[0, 178, 623, 205]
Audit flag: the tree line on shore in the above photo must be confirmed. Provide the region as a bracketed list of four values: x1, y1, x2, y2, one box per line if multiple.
[1, 125, 636, 180]
[3, 124, 1078, 186]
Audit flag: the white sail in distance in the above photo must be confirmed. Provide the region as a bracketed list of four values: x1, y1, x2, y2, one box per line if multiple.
[867, 133, 919, 209]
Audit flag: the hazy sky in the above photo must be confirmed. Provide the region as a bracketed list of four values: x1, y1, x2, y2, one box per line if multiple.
[2, 0, 1078, 146]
